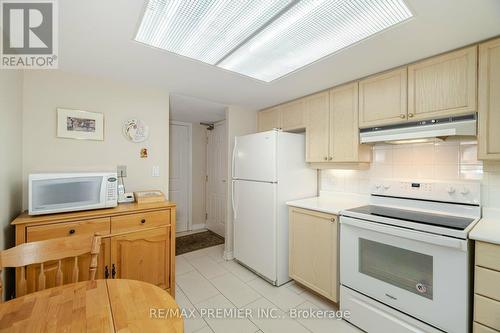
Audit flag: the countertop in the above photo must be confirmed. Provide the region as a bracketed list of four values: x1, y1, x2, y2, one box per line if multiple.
[286, 191, 369, 215]
[470, 208, 500, 245]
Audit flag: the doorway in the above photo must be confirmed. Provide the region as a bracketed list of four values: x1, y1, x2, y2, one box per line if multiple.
[169, 121, 192, 233]
[206, 121, 227, 237]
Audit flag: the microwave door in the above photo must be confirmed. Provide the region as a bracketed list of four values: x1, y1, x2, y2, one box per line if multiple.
[30, 176, 105, 215]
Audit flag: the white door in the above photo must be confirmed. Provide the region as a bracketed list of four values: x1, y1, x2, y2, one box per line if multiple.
[233, 130, 277, 182]
[206, 121, 227, 237]
[169, 122, 191, 233]
[233, 180, 277, 283]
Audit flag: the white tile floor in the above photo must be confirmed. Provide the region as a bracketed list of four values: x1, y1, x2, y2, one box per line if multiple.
[175, 244, 362, 333]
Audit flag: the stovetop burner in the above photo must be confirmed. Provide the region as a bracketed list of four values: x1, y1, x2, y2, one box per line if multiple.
[345, 205, 476, 231]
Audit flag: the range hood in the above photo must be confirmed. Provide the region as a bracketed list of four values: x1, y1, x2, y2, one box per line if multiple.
[360, 114, 477, 144]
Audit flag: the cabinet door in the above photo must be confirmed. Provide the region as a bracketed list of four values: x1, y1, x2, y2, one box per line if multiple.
[330, 83, 370, 162]
[257, 107, 282, 132]
[305, 91, 330, 162]
[478, 38, 500, 160]
[281, 99, 306, 131]
[408, 46, 477, 120]
[25, 219, 110, 294]
[359, 67, 408, 127]
[289, 208, 338, 302]
[110, 226, 170, 290]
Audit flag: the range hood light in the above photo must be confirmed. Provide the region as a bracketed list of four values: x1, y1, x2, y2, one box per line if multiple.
[386, 138, 444, 145]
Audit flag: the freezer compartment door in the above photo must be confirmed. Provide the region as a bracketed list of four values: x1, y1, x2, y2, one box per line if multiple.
[233, 131, 277, 182]
[233, 180, 277, 282]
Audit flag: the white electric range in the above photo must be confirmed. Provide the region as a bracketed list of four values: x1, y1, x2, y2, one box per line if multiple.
[340, 180, 481, 333]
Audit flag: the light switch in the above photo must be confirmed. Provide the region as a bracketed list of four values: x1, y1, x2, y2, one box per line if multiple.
[152, 166, 160, 177]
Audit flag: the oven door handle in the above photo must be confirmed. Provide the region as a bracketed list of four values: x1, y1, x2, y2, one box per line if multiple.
[341, 216, 468, 251]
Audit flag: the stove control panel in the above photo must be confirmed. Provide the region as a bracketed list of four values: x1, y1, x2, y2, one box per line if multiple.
[371, 180, 481, 205]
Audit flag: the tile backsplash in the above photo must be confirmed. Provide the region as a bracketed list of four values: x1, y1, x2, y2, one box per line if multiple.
[320, 139, 500, 209]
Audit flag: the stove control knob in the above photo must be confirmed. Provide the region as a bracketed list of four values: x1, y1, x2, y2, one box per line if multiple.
[383, 185, 391, 190]
[375, 184, 381, 190]
[460, 187, 470, 195]
[447, 187, 456, 195]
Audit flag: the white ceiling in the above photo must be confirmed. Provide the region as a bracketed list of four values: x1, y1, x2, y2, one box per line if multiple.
[170, 94, 226, 123]
[59, 0, 500, 110]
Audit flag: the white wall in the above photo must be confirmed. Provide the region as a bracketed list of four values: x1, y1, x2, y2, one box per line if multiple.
[0, 71, 23, 299]
[224, 106, 257, 259]
[22, 71, 170, 208]
[191, 123, 207, 229]
[320, 139, 500, 209]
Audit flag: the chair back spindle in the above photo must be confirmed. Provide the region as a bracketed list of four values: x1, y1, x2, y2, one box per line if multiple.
[0, 233, 101, 301]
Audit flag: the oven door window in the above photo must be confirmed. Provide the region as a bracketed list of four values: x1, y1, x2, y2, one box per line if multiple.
[359, 238, 433, 299]
[32, 177, 102, 211]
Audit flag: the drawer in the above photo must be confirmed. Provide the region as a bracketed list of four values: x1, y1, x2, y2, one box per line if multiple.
[474, 322, 500, 333]
[476, 241, 500, 272]
[111, 210, 170, 233]
[476, 266, 500, 301]
[474, 294, 500, 331]
[27, 218, 110, 242]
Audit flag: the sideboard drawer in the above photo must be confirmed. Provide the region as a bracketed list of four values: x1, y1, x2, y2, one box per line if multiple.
[476, 241, 500, 272]
[474, 294, 500, 331]
[111, 210, 170, 233]
[27, 218, 111, 242]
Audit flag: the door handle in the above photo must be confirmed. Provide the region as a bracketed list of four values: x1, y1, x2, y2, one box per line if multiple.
[232, 140, 238, 178]
[231, 181, 237, 220]
[105, 265, 109, 279]
[112, 264, 116, 279]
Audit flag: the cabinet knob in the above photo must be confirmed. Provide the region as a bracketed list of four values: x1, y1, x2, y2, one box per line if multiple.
[400, 114, 406, 119]
[112, 264, 116, 279]
[69, 229, 76, 235]
[330, 217, 336, 223]
[328, 157, 333, 161]
[324, 157, 328, 161]
[105, 265, 109, 279]
[408, 113, 414, 118]
[141, 219, 146, 224]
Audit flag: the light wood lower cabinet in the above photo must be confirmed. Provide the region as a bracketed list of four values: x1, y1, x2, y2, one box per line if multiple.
[289, 207, 338, 303]
[110, 226, 171, 290]
[12, 202, 176, 299]
[474, 241, 500, 332]
[479, 37, 500, 160]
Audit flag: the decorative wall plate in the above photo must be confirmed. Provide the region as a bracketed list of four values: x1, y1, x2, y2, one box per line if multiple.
[123, 119, 149, 143]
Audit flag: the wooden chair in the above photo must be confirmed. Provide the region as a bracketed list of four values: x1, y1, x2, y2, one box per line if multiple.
[0, 234, 101, 300]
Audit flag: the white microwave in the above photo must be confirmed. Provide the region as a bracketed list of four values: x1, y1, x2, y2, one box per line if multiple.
[29, 173, 118, 215]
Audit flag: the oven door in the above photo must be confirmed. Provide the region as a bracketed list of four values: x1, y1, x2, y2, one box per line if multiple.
[340, 216, 470, 333]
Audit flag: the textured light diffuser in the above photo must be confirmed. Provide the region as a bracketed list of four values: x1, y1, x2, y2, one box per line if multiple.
[135, 0, 413, 82]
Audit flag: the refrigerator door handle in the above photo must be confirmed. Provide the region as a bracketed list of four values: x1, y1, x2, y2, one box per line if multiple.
[232, 140, 238, 179]
[231, 180, 237, 220]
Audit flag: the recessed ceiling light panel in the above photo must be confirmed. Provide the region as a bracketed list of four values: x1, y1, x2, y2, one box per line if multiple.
[135, 0, 412, 82]
[135, 0, 293, 65]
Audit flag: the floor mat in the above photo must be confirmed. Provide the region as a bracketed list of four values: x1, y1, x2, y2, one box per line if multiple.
[176, 230, 225, 255]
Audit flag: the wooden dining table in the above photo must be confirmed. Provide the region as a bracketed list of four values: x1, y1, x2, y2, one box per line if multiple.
[0, 279, 184, 332]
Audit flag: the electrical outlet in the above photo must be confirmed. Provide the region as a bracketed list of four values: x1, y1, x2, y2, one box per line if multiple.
[152, 166, 160, 177]
[117, 165, 127, 177]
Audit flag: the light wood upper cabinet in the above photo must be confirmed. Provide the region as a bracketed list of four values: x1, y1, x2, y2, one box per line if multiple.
[281, 100, 306, 131]
[330, 83, 371, 162]
[305, 91, 330, 162]
[359, 67, 408, 128]
[408, 46, 477, 120]
[111, 226, 171, 290]
[478, 38, 500, 160]
[289, 207, 338, 303]
[257, 107, 282, 132]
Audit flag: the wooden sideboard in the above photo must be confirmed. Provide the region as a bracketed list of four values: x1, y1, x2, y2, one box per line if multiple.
[11, 202, 176, 298]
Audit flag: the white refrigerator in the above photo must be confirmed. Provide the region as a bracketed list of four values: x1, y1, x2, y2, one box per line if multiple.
[232, 130, 317, 286]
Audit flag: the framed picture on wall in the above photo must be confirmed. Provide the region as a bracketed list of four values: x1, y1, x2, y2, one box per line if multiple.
[57, 108, 104, 141]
